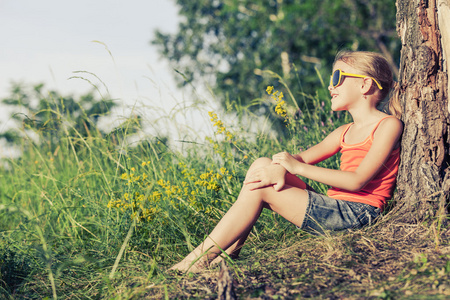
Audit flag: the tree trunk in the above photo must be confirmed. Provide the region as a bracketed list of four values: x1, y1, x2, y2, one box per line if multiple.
[395, 0, 450, 223]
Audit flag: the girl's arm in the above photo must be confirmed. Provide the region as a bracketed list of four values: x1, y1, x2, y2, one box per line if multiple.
[273, 118, 403, 191]
[293, 124, 346, 165]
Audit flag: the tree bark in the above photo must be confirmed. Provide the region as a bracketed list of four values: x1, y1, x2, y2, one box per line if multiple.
[395, 0, 450, 222]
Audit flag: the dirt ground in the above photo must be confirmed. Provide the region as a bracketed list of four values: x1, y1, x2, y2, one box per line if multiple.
[163, 218, 450, 299]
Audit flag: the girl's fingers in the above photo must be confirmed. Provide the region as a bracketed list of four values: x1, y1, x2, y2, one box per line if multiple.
[244, 179, 260, 184]
[247, 181, 270, 190]
[244, 173, 261, 184]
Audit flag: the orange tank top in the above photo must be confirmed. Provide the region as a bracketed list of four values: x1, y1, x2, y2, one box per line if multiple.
[327, 116, 400, 210]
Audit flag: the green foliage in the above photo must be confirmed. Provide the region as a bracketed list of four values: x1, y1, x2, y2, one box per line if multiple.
[0, 83, 119, 149]
[152, 0, 399, 122]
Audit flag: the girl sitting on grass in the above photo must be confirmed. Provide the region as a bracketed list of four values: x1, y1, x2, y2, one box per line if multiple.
[171, 50, 403, 272]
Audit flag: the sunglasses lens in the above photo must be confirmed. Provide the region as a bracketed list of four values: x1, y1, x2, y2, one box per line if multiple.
[332, 70, 341, 87]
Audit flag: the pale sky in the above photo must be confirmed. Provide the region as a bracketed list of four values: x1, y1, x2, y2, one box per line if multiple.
[0, 0, 217, 153]
[0, 0, 180, 98]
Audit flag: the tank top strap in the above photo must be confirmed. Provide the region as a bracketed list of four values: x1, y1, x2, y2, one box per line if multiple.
[369, 116, 397, 141]
[340, 122, 354, 144]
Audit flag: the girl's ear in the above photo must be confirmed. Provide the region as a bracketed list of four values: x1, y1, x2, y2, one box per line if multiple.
[361, 77, 375, 94]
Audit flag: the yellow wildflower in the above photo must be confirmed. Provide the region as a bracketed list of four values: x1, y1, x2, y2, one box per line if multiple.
[275, 100, 287, 117]
[208, 111, 233, 141]
[267, 86, 289, 124]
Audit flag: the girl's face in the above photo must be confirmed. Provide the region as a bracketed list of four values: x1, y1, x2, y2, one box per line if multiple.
[328, 60, 365, 111]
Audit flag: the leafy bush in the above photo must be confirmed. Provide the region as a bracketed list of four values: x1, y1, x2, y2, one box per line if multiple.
[0, 243, 35, 296]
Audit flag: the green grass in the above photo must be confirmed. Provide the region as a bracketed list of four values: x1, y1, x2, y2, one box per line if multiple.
[0, 86, 448, 299]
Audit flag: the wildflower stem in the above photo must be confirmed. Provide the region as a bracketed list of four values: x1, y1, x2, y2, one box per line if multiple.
[109, 211, 139, 279]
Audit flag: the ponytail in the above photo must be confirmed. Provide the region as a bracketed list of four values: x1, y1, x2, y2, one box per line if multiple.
[388, 82, 402, 118]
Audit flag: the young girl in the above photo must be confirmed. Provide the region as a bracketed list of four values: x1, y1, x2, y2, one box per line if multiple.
[171, 50, 403, 272]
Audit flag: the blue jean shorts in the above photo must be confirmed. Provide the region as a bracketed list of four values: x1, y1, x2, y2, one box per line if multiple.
[300, 190, 381, 235]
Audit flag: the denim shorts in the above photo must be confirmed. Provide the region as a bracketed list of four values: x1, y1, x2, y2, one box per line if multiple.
[300, 190, 381, 235]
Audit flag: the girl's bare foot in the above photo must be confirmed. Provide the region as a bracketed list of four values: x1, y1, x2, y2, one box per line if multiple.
[169, 260, 203, 273]
[169, 255, 210, 273]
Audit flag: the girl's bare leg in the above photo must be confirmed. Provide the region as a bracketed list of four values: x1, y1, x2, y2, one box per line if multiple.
[211, 166, 309, 264]
[170, 158, 310, 272]
[208, 226, 251, 267]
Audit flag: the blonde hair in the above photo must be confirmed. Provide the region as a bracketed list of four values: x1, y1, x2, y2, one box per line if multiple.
[334, 50, 401, 118]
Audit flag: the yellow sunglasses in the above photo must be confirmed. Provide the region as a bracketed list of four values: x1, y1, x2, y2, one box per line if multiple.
[330, 69, 383, 90]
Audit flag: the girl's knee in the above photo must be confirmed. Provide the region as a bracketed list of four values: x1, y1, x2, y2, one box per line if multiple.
[249, 157, 272, 169]
[245, 157, 272, 178]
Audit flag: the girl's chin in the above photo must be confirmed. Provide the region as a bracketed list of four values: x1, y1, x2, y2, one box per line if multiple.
[331, 106, 345, 112]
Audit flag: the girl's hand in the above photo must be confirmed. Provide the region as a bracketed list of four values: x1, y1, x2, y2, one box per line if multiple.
[272, 152, 302, 175]
[244, 164, 286, 191]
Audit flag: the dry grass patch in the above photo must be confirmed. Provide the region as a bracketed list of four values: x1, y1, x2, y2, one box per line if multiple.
[157, 216, 450, 299]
